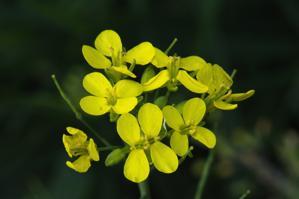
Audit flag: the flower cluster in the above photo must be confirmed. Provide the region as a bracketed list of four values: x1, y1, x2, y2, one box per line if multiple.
[61, 30, 254, 183]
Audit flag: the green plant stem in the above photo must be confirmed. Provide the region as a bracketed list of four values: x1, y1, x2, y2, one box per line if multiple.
[51, 74, 111, 146]
[231, 69, 237, 79]
[98, 145, 120, 151]
[194, 150, 215, 199]
[165, 38, 178, 55]
[138, 180, 151, 199]
[239, 190, 251, 199]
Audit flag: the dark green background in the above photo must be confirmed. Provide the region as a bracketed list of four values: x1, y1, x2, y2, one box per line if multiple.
[1, 0, 299, 198]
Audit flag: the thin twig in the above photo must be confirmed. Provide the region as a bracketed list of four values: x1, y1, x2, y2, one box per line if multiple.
[138, 180, 151, 199]
[239, 189, 251, 199]
[165, 38, 178, 55]
[51, 74, 111, 146]
[231, 69, 237, 79]
[98, 145, 120, 151]
[194, 150, 215, 199]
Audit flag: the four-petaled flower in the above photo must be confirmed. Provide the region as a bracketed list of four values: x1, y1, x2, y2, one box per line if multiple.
[62, 127, 99, 172]
[82, 30, 155, 79]
[162, 98, 216, 156]
[117, 103, 178, 183]
[196, 63, 255, 110]
[142, 48, 208, 93]
[80, 72, 143, 115]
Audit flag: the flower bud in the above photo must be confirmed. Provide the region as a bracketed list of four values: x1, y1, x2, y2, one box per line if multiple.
[105, 148, 128, 166]
[141, 66, 156, 84]
[154, 96, 168, 108]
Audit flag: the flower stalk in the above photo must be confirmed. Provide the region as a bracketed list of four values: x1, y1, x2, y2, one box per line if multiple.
[51, 74, 111, 146]
[194, 150, 215, 199]
[138, 180, 151, 199]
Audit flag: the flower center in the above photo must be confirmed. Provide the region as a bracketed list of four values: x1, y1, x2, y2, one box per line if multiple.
[106, 90, 117, 106]
[180, 124, 197, 135]
[132, 136, 159, 150]
[166, 56, 180, 91]
[70, 142, 89, 156]
[167, 56, 180, 79]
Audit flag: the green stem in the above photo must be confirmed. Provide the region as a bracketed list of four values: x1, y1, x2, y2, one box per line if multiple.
[164, 38, 178, 55]
[194, 150, 215, 199]
[98, 145, 120, 151]
[239, 190, 251, 199]
[179, 146, 194, 165]
[231, 69, 237, 79]
[51, 74, 111, 146]
[138, 180, 151, 199]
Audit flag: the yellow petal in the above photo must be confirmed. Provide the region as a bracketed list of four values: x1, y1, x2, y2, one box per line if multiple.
[196, 63, 214, 93]
[151, 48, 170, 68]
[114, 80, 143, 98]
[66, 127, 87, 137]
[124, 149, 149, 183]
[80, 96, 111, 115]
[176, 70, 208, 93]
[95, 30, 122, 57]
[229, 89, 255, 102]
[142, 70, 170, 92]
[138, 103, 163, 138]
[180, 56, 206, 71]
[82, 45, 111, 69]
[117, 113, 141, 146]
[62, 135, 73, 157]
[111, 65, 136, 78]
[213, 100, 238, 110]
[162, 106, 184, 131]
[87, 138, 100, 161]
[123, 42, 155, 65]
[112, 97, 138, 114]
[191, 127, 216, 149]
[170, 132, 189, 156]
[150, 141, 178, 173]
[83, 72, 112, 97]
[212, 64, 233, 90]
[183, 98, 206, 125]
[66, 155, 91, 173]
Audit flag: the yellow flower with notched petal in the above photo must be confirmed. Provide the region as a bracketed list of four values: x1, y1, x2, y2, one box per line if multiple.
[62, 127, 99, 173]
[80, 72, 143, 115]
[196, 63, 255, 110]
[163, 98, 216, 156]
[117, 103, 178, 183]
[142, 48, 208, 93]
[82, 30, 155, 78]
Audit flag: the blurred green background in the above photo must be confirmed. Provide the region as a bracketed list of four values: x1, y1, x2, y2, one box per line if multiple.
[1, 0, 299, 198]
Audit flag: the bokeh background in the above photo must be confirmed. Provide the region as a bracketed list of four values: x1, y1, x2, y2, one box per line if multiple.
[1, 0, 299, 198]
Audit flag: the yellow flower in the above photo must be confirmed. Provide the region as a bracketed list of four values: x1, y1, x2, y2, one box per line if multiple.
[162, 98, 216, 156]
[62, 127, 99, 173]
[117, 103, 178, 183]
[80, 72, 143, 115]
[213, 89, 255, 110]
[196, 63, 255, 110]
[142, 48, 208, 93]
[82, 30, 155, 78]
